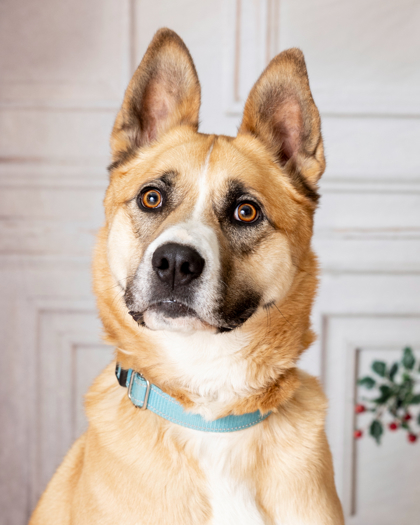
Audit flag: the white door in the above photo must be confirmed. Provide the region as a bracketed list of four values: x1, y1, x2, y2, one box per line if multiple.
[1, 1, 419, 524]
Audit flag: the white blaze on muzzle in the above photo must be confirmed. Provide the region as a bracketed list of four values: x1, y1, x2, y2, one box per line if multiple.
[129, 142, 223, 330]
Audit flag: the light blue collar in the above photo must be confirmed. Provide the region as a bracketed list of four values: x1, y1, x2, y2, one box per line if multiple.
[116, 364, 270, 432]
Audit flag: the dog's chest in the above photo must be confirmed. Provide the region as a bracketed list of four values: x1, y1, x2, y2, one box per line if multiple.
[181, 429, 268, 525]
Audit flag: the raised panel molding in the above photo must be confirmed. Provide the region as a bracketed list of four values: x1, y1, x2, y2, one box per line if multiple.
[0, 0, 133, 108]
[322, 315, 420, 524]
[0, 254, 109, 523]
[24, 297, 113, 509]
[0, 183, 105, 256]
[0, 109, 116, 162]
[224, 0, 420, 117]
[224, 0, 280, 115]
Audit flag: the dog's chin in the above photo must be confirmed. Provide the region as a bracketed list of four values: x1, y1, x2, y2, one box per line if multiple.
[142, 302, 216, 333]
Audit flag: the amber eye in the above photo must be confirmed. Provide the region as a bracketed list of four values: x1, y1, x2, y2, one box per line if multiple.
[141, 189, 162, 209]
[234, 203, 259, 223]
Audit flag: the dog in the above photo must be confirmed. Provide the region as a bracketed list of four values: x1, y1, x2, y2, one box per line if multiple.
[29, 28, 344, 524]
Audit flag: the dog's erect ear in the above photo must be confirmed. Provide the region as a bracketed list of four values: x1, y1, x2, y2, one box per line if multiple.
[238, 48, 325, 195]
[110, 28, 201, 169]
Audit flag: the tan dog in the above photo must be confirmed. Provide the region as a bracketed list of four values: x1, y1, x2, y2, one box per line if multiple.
[30, 28, 344, 525]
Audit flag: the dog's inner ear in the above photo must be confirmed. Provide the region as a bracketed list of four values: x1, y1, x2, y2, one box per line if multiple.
[270, 97, 303, 165]
[110, 28, 201, 169]
[135, 74, 179, 144]
[239, 49, 325, 192]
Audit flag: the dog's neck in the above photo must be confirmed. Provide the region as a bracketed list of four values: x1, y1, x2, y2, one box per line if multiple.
[147, 328, 256, 420]
[115, 307, 309, 420]
[116, 328, 249, 420]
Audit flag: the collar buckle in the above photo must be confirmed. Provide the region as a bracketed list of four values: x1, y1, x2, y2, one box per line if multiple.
[128, 370, 151, 410]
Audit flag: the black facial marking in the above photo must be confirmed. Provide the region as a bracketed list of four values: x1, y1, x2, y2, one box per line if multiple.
[244, 129, 320, 204]
[217, 289, 261, 330]
[263, 300, 275, 310]
[158, 171, 178, 186]
[128, 310, 145, 326]
[288, 167, 320, 203]
[214, 179, 270, 256]
[217, 326, 234, 334]
[137, 171, 176, 198]
[107, 146, 138, 173]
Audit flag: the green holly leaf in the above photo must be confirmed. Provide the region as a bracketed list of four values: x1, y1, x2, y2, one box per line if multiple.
[402, 421, 410, 430]
[372, 361, 387, 377]
[389, 362, 399, 381]
[370, 420, 383, 444]
[374, 385, 393, 404]
[357, 376, 376, 389]
[399, 374, 414, 406]
[402, 347, 415, 370]
[410, 394, 420, 404]
[402, 373, 414, 386]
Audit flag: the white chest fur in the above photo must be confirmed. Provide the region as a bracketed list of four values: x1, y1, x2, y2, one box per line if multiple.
[152, 329, 255, 420]
[178, 428, 268, 525]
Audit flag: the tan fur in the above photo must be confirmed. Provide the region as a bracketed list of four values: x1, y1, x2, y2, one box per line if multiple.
[30, 28, 344, 524]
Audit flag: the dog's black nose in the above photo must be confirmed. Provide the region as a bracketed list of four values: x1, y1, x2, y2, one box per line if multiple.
[152, 242, 205, 289]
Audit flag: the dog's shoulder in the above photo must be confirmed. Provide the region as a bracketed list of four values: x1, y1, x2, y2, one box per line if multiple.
[274, 368, 328, 443]
[260, 371, 344, 524]
[293, 368, 328, 416]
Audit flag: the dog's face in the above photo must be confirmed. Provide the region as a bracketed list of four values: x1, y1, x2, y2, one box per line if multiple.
[101, 29, 324, 344]
[107, 131, 310, 334]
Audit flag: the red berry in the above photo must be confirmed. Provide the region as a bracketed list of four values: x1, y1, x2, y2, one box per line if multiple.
[408, 433, 417, 443]
[354, 429, 363, 439]
[355, 404, 366, 414]
[404, 413, 412, 421]
[389, 422, 398, 431]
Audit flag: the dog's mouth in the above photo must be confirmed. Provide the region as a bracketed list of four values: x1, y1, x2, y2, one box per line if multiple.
[149, 300, 198, 319]
[128, 300, 217, 333]
[128, 297, 258, 333]
[129, 300, 197, 320]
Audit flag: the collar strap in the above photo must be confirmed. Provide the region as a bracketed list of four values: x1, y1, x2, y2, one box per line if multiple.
[115, 364, 270, 433]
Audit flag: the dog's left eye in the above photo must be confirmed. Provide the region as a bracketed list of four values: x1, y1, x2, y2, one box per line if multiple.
[234, 203, 259, 223]
[139, 189, 163, 210]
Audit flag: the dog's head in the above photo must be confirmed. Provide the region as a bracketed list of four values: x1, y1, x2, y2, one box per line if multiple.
[95, 29, 325, 410]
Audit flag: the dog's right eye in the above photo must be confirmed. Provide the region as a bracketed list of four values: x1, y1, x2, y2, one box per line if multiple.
[138, 189, 163, 210]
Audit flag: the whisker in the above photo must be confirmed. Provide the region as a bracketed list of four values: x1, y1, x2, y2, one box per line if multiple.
[220, 279, 228, 290]
[273, 302, 294, 329]
[110, 289, 125, 309]
[100, 272, 138, 294]
[264, 306, 272, 339]
[101, 282, 126, 293]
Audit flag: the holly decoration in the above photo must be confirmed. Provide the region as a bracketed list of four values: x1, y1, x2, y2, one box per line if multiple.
[355, 347, 420, 444]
